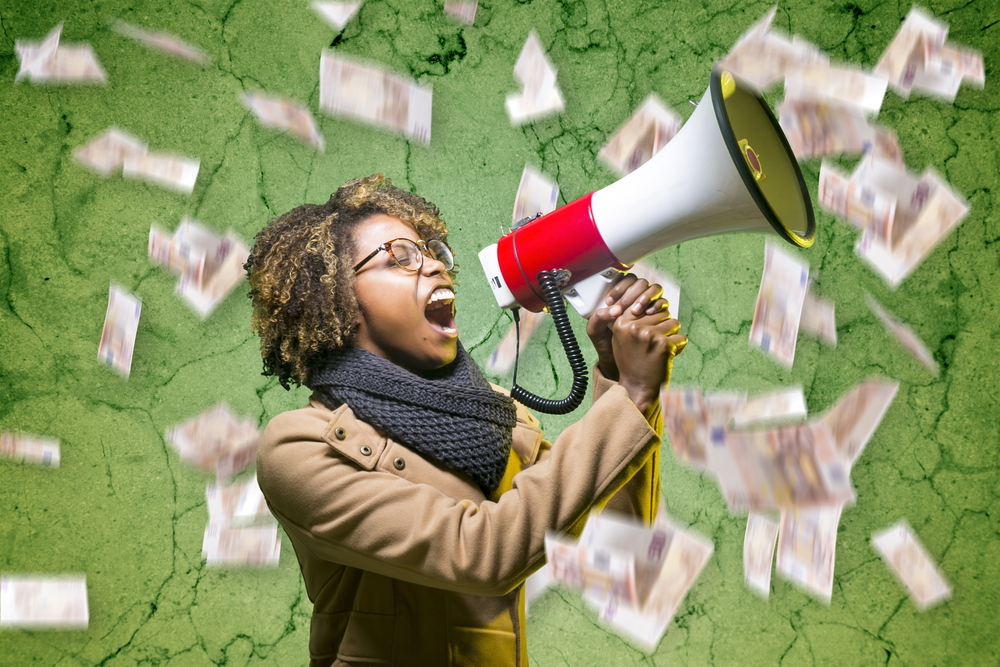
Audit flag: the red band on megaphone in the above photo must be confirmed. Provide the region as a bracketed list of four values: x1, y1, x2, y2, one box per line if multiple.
[497, 191, 628, 312]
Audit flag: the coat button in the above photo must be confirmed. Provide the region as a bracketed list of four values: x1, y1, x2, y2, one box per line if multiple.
[393, 457, 405, 470]
[360, 445, 372, 456]
[334, 427, 346, 440]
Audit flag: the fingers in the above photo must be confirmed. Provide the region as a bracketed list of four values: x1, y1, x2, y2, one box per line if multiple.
[665, 334, 688, 357]
[604, 274, 639, 307]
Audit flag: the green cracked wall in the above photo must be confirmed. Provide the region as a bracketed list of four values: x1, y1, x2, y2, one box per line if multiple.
[1, 0, 998, 665]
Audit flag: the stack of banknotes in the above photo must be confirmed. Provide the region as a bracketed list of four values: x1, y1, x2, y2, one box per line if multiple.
[545, 504, 713, 651]
[14, 22, 106, 85]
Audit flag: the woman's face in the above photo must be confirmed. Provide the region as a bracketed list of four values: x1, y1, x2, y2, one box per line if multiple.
[352, 214, 458, 373]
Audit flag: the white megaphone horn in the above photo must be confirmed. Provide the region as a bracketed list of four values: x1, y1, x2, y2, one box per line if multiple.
[479, 66, 816, 414]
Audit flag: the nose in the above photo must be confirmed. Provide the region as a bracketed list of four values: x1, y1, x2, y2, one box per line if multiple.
[420, 253, 446, 277]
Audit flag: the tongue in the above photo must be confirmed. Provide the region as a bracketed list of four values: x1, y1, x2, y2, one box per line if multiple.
[426, 303, 454, 329]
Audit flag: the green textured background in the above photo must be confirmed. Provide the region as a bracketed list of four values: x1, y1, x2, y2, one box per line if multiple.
[1, 0, 998, 665]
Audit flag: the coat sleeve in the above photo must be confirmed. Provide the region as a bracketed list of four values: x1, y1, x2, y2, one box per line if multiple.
[257, 381, 659, 598]
[533, 364, 662, 527]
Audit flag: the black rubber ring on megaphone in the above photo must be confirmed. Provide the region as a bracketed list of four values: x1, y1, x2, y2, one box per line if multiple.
[709, 66, 816, 248]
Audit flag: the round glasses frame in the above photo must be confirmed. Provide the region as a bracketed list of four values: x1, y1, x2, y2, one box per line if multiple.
[353, 237, 454, 273]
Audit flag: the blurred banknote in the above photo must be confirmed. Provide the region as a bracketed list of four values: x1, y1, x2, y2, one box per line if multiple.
[0, 432, 60, 468]
[166, 402, 261, 479]
[784, 62, 888, 114]
[874, 6, 983, 100]
[444, 1, 477, 25]
[871, 519, 951, 610]
[707, 420, 854, 510]
[207, 473, 274, 527]
[778, 98, 902, 163]
[545, 533, 638, 608]
[73, 127, 148, 176]
[488, 308, 545, 374]
[311, 1, 362, 31]
[744, 512, 779, 598]
[865, 293, 939, 376]
[149, 219, 251, 318]
[512, 163, 558, 226]
[732, 385, 806, 428]
[662, 387, 712, 469]
[506, 30, 564, 125]
[15, 23, 107, 85]
[319, 51, 432, 144]
[820, 379, 899, 467]
[123, 151, 200, 194]
[776, 503, 843, 603]
[599, 93, 680, 176]
[818, 161, 896, 247]
[581, 510, 713, 651]
[98, 282, 142, 379]
[0, 575, 88, 629]
[202, 522, 280, 567]
[798, 289, 837, 347]
[108, 18, 209, 64]
[718, 6, 829, 90]
[242, 91, 325, 151]
[749, 240, 810, 369]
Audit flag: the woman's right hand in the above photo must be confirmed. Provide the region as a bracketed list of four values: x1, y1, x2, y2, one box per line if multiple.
[610, 293, 687, 416]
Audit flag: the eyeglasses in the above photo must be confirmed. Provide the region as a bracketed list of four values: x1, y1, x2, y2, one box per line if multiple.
[353, 237, 454, 273]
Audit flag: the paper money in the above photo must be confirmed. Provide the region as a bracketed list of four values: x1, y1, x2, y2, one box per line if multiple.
[749, 240, 810, 369]
[207, 474, 274, 527]
[73, 127, 148, 176]
[784, 62, 888, 114]
[818, 161, 897, 245]
[242, 91, 325, 151]
[166, 402, 261, 479]
[512, 164, 558, 226]
[319, 51, 432, 144]
[731, 385, 807, 428]
[871, 520, 951, 610]
[123, 151, 200, 195]
[0, 432, 60, 468]
[707, 420, 854, 511]
[865, 293, 939, 376]
[98, 282, 142, 379]
[14, 23, 107, 85]
[717, 7, 829, 90]
[311, 1, 362, 31]
[744, 512, 779, 598]
[545, 533, 638, 607]
[0, 575, 88, 629]
[776, 503, 843, 602]
[203, 522, 281, 567]
[820, 379, 899, 467]
[662, 387, 712, 469]
[599, 93, 680, 176]
[150, 219, 251, 318]
[107, 18, 209, 64]
[444, 1, 477, 25]
[581, 511, 713, 651]
[874, 6, 983, 100]
[506, 30, 565, 125]
[778, 98, 902, 163]
[487, 308, 545, 374]
[799, 290, 837, 347]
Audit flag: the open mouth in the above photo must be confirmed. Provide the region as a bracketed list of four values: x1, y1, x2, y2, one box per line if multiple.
[425, 287, 457, 336]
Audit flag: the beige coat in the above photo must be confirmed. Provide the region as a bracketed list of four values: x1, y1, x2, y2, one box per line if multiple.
[257, 365, 662, 667]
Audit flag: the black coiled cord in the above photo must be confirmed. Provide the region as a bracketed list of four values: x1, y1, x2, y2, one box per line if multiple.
[510, 270, 589, 414]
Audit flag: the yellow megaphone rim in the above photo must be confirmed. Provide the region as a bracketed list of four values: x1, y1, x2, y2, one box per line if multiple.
[710, 66, 816, 248]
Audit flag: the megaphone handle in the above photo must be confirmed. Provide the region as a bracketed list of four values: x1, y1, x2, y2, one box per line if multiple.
[510, 270, 589, 415]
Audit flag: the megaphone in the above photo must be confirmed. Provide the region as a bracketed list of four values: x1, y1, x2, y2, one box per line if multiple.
[479, 66, 816, 414]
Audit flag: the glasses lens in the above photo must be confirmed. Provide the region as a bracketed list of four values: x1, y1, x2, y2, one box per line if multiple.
[389, 239, 421, 271]
[428, 240, 454, 270]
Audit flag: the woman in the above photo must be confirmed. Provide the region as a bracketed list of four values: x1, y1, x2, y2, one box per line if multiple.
[245, 173, 686, 666]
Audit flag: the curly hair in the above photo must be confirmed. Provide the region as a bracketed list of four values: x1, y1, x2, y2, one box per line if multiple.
[244, 173, 457, 390]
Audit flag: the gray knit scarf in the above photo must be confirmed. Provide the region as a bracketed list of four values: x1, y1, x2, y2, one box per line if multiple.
[307, 341, 518, 497]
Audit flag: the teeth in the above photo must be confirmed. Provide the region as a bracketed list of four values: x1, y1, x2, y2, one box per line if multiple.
[427, 287, 455, 306]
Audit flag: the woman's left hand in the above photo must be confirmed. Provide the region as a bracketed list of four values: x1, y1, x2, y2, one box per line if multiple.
[585, 274, 667, 381]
